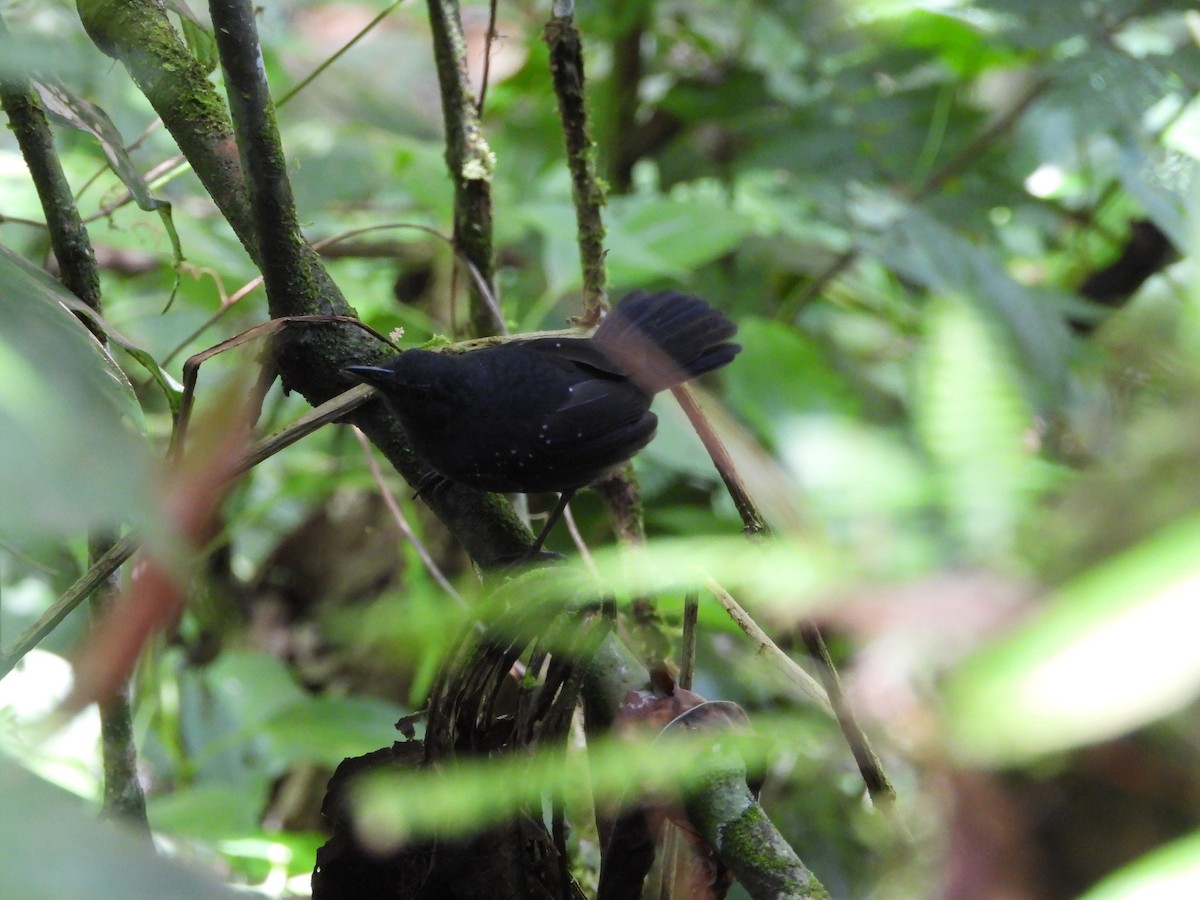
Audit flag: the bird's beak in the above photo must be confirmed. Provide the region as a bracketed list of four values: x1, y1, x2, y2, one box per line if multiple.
[343, 365, 394, 387]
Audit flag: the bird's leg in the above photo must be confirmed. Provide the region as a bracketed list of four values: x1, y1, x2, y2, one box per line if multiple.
[529, 490, 576, 555]
[412, 470, 450, 501]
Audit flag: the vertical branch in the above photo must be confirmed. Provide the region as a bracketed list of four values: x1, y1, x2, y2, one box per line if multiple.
[426, 0, 498, 336]
[0, 21, 101, 319]
[208, 0, 347, 320]
[0, 16, 149, 835]
[545, 3, 607, 321]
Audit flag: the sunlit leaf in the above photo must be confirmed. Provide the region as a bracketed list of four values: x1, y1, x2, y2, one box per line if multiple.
[945, 514, 1200, 765]
[1082, 830, 1200, 900]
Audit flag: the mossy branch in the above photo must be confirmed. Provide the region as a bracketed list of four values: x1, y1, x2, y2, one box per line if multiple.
[545, 8, 607, 321]
[73, 0, 534, 565]
[426, 0, 498, 337]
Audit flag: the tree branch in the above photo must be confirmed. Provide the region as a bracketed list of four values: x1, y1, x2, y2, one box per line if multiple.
[426, 0, 498, 336]
[545, 6, 607, 319]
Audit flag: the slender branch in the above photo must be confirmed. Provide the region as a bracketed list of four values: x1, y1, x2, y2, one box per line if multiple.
[0, 27, 101, 320]
[706, 579, 832, 717]
[545, 8, 607, 319]
[352, 427, 465, 608]
[209, 0, 345, 320]
[671, 385, 896, 809]
[426, 0, 499, 336]
[89, 533, 150, 835]
[475, 0, 500, 113]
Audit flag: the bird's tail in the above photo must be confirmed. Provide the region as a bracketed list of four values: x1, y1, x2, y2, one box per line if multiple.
[594, 290, 741, 393]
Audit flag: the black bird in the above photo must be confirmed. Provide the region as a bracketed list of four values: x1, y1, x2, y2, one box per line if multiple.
[345, 291, 740, 554]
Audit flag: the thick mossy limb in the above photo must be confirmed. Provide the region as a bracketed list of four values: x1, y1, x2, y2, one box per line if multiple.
[684, 750, 830, 900]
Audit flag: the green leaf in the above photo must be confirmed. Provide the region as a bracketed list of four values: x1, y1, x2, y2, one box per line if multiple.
[849, 184, 1075, 405]
[897, 10, 1025, 76]
[0, 244, 154, 538]
[723, 316, 860, 445]
[0, 760, 242, 899]
[1082, 830, 1200, 900]
[916, 297, 1035, 561]
[606, 194, 755, 285]
[34, 79, 184, 270]
[148, 780, 273, 843]
[945, 513, 1200, 765]
[262, 696, 409, 768]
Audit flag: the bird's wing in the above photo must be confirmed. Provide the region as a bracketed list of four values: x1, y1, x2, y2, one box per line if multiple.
[533, 376, 658, 471]
[514, 336, 630, 378]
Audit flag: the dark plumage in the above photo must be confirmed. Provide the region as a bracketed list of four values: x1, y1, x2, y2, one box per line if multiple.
[345, 290, 740, 552]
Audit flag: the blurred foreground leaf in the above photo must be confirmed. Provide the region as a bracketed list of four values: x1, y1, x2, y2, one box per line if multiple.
[0, 758, 240, 900]
[945, 514, 1200, 765]
[0, 244, 153, 539]
[1082, 830, 1200, 900]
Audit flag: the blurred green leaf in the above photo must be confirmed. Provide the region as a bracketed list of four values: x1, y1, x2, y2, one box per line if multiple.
[0, 244, 154, 538]
[724, 316, 861, 445]
[608, 194, 755, 284]
[916, 297, 1035, 561]
[149, 780, 273, 843]
[1082, 830, 1200, 900]
[0, 759, 241, 899]
[262, 696, 408, 768]
[945, 513, 1200, 765]
[849, 185, 1075, 404]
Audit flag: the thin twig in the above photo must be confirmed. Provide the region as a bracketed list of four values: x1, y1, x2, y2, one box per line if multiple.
[679, 593, 699, 690]
[476, 0, 500, 113]
[0, 535, 139, 681]
[705, 579, 832, 717]
[670, 388, 895, 808]
[277, 0, 407, 107]
[352, 427, 466, 608]
[670, 385, 765, 535]
[560, 501, 596, 574]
